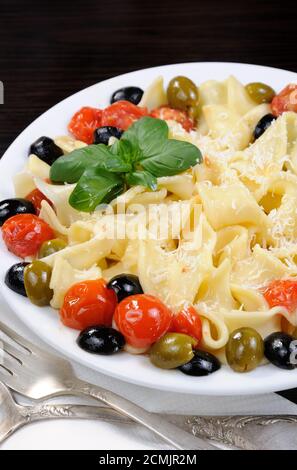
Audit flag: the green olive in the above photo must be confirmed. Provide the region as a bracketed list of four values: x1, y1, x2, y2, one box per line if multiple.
[167, 76, 199, 112]
[39, 238, 67, 258]
[24, 260, 53, 306]
[245, 82, 275, 104]
[149, 333, 197, 369]
[226, 327, 264, 373]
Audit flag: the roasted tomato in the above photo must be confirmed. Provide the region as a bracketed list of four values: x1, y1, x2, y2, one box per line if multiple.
[150, 106, 194, 131]
[1, 214, 54, 258]
[25, 189, 53, 215]
[271, 84, 297, 116]
[101, 100, 148, 130]
[60, 279, 117, 330]
[263, 280, 297, 313]
[68, 106, 103, 144]
[113, 294, 172, 349]
[170, 304, 202, 343]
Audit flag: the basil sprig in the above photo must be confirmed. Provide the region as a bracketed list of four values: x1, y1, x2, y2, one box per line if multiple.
[69, 168, 125, 213]
[50, 144, 131, 183]
[50, 117, 202, 212]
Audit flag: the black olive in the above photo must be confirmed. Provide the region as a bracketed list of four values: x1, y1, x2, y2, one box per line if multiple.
[107, 274, 143, 302]
[77, 326, 125, 355]
[5, 262, 29, 297]
[0, 198, 36, 226]
[253, 114, 276, 140]
[30, 136, 63, 165]
[111, 87, 144, 105]
[264, 332, 297, 370]
[94, 126, 123, 145]
[179, 349, 221, 376]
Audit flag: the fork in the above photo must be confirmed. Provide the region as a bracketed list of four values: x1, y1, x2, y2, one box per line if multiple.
[0, 380, 258, 449]
[0, 380, 130, 444]
[0, 320, 218, 450]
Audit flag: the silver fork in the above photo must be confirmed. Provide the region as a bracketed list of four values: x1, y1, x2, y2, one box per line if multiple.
[0, 381, 254, 449]
[0, 320, 218, 450]
[0, 381, 130, 444]
[0, 379, 293, 450]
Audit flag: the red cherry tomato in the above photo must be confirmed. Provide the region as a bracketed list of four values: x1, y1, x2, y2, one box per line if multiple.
[150, 106, 194, 132]
[271, 84, 297, 116]
[263, 280, 297, 313]
[113, 294, 172, 349]
[1, 214, 54, 258]
[170, 304, 202, 343]
[68, 106, 102, 144]
[60, 279, 117, 330]
[101, 100, 148, 130]
[25, 189, 53, 215]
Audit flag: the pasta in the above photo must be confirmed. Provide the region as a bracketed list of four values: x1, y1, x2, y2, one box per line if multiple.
[4, 73, 297, 374]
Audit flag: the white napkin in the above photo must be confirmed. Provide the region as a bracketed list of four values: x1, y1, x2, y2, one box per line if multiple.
[0, 293, 296, 450]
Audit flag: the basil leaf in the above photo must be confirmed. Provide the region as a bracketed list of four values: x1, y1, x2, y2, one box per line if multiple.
[50, 145, 101, 183]
[50, 144, 130, 184]
[122, 117, 168, 159]
[69, 167, 125, 212]
[103, 153, 132, 173]
[110, 139, 140, 164]
[125, 170, 157, 191]
[141, 139, 202, 177]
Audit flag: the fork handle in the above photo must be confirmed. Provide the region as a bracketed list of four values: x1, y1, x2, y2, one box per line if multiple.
[67, 379, 217, 450]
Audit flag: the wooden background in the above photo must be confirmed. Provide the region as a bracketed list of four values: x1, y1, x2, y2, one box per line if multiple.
[0, 0, 297, 399]
[1, 0, 297, 155]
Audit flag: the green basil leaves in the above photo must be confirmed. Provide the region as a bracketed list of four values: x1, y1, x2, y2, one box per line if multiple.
[50, 144, 131, 183]
[141, 139, 201, 176]
[68, 167, 125, 213]
[50, 117, 202, 212]
[125, 170, 157, 191]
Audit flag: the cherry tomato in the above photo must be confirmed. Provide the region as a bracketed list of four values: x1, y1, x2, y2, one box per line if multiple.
[68, 106, 102, 144]
[170, 304, 202, 343]
[60, 279, 117, 330]
[25, 189, 53, 215]
[101, 100, 148, 130]
[1, 214, 54, 258]
[271, 84, 297, 116]
[263, 280, 297, 313]
[150, 106, 194, 132]
[113, 294, 173, 349]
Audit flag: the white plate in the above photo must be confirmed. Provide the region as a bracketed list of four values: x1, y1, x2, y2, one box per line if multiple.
[1, 62, 297, 396]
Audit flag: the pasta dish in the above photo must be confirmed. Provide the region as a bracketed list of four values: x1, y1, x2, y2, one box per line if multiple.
[2, 74, 297, 376]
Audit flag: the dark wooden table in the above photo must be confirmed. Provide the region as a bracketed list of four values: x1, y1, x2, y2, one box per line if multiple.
[0, 0, 297, 402]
